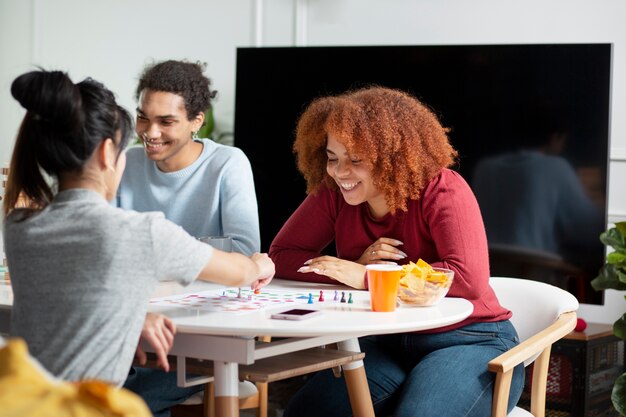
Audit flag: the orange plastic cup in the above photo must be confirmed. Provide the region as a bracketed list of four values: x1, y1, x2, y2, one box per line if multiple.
[366, 264, 403, 312]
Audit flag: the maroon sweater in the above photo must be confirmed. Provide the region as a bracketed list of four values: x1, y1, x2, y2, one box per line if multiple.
[269, 169, 511, 332]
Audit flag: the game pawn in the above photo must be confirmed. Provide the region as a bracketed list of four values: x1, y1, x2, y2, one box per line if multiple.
[308, 293, 314, 304]
[334, 290, 339, 301]
[340, 291, 346, 303]
[319, 290, 324, 302]
[348, 293, 353, 304]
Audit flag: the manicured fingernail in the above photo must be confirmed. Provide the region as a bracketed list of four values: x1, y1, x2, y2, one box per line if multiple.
[304, 259, 312, 265]
[394, 253, 406, 259]
[297, 267, 310, 273]
[395, 240, 404, 245]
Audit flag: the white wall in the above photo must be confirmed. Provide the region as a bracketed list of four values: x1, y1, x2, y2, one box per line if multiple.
[1, 0, 625, 323]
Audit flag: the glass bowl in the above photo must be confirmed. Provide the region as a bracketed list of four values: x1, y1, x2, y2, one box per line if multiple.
[397, 267, 454, 307]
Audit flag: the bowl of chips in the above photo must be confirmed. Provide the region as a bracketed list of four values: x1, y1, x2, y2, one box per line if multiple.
[398, 259, 454, 306]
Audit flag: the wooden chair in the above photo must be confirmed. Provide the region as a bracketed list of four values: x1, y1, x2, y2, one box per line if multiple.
[488, 277, 579, 417]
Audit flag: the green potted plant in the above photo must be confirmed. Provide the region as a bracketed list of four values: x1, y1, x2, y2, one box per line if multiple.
[591, 221, 626, 415]
[197, 107, 232, 144]
[197, 107, 215, 140]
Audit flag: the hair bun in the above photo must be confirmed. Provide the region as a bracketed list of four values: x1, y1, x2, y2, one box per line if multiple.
[11, 70, 83, 131]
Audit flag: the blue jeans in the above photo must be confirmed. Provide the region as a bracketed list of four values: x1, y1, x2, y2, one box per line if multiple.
[123, 367, 205, 417]
[284, 320, 525, 417]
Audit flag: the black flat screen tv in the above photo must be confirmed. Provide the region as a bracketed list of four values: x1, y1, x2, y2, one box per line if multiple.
[234, 44, 612, 305]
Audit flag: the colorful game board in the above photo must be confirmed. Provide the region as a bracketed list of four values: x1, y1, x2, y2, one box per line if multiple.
[149, 288, 311, 313]
[149, 288, 353, 313]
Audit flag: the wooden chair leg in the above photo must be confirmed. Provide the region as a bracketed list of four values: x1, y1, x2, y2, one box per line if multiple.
[204, 382, 215, 417]
[256, 382, 268, 417]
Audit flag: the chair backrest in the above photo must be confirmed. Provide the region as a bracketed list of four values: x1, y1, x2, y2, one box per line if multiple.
[489, 277, 579, 366]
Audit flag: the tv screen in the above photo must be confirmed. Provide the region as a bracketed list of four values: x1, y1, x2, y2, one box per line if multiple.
[234, 44, 612, 305]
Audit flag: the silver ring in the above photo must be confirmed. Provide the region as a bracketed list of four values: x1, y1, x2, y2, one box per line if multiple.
[371, 250, 376, 256]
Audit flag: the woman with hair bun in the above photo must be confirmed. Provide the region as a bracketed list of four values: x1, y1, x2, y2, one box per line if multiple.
[3, 69, 274, 415]
[270, 86, 523, 417]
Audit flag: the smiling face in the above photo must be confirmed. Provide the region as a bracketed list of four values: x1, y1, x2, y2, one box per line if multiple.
[135, 89, 204, 172]
[325, 134, 389, 218]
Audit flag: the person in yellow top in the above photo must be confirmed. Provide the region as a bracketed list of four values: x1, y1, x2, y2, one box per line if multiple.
[0, 336, 150, 417]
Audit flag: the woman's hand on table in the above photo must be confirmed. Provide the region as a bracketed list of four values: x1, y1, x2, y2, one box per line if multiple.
[135, 313, 176, 372]
[298, 256, 367, 289]
[356, 237, 407, 265]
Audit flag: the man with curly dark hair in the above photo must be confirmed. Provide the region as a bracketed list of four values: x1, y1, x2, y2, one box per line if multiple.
[118, 60, 261, 417]
[117, 59, 260, 255]
[269, 86, 525, 417]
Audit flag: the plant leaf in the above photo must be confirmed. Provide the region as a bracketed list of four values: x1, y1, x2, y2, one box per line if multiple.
[612, 372, 626, 415]
[197, 108, 215, 140]
[594, 223, 626, 416]
[615, 314, 626, 341]
[608, 251, 626, 264]
[592, 264, 626, 291]
[619, 268, 626, 284]
[601, 227, 626, 253]
[616, 221, 626, 237]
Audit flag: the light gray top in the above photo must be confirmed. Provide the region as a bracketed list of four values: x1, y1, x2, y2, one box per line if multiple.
[3, 188, 212, 385]
[117, 139, 260, 255]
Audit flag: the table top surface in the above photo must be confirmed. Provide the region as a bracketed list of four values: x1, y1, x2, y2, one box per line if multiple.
[563, 322, 615, 341]
[147, 279, 474, 338]
[0, 278, 473, 338]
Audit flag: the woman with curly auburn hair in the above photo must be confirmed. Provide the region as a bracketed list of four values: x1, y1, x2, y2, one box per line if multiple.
[270, 86, 524, 417]
[294, 86, 457, 213]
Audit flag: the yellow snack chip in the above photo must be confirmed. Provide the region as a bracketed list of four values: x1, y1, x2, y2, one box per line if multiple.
[415, 259, 432, 272]
[400, 259, 449, 288]
[398, 259, 454, 306]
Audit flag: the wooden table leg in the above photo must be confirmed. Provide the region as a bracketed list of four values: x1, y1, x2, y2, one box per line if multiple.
[338, 339, 375, 417]
[214, 361, 240, 417]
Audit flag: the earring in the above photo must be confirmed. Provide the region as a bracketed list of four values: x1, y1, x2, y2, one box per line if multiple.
[192, 130, 199, 140]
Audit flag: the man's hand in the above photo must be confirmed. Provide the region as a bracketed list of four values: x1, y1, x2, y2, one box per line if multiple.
[135, 313, 176, 372]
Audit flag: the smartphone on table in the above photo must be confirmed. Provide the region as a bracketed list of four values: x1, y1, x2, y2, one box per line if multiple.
[270, 308, 323, 320]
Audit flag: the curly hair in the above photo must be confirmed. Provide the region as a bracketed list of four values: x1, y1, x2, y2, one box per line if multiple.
[135, 60, 217, 120]
[294, 86, 458, 213]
